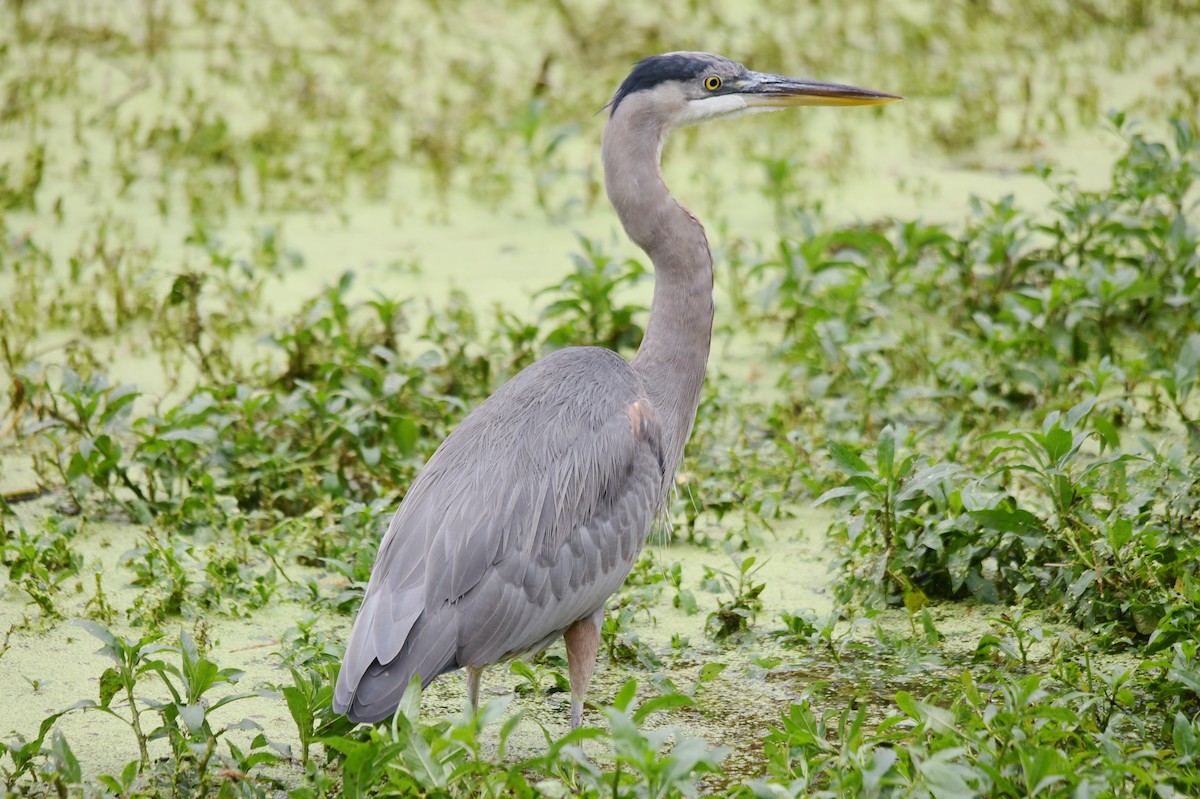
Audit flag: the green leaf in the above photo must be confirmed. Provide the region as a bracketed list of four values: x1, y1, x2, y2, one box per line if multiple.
[1041, 410, 1062, 435]
[894, 690, 919, 719]
[393, 417, 418, 454]
[814, 485, 864, 506]
[100, 384, 140, 426]
[863, 746, 899, 789]
[919, 609, 941, 647]
[897, 462, 962, 501]
[1173, 712, 1198, 762]
[159, 426, 216, 444]
[631, 693, 694, 725]
[1041, 425, 1073, 463]
[969, 507, 1044, 535]
[282, 685, 314, 733]
[876, 425, 896, 480]
[508, 660, 537, 690]
[1169, 662, 1200, 697]
[239, 750, 281, 770]
[1062, 397, 1097, 430]
[361, 446, 381, 467]
[698, 662, 727, 686]
[496, 708, 522, 759]
[96, 776, 123, 793]
[612, 679, 638, 712]
[399, 727, 445, 789]
[827, 440, 870, 474]
[99, 667, 122, 708]
[206, 689, 261, 714]
[965, 570, 1001, 604]
[179, 703, 206, 735]
[72, 620, 118, 653]
[321, 736, 404, 799]
[1018, 746, 1068, 794]
[48, 730, 81, 784]
[1092, 415, 1120, 452]
[918, 747, 978, 797]
[397, 675, 423, 724]
[66, 452, 89, 483]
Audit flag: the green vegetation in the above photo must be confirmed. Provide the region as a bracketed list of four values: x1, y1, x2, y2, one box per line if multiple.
[2, 0, 1199, 796]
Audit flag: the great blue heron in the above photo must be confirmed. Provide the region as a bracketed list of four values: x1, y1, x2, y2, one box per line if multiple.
[333, 52, 899, 728]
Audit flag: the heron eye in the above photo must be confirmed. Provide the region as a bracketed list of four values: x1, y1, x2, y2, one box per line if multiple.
[704, 75, 722, 91]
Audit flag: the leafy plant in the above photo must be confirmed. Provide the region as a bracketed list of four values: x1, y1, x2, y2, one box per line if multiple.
[536, 235, 648, 353]
[72, 621, 169, 766]
[703, 554, 767, 641]
[819, 425, 970, 607]
[0, 709, 71, 792]
[70, 624, 278, 792]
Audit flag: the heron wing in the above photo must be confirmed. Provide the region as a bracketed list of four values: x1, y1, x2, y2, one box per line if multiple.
[334, 346, 667, 723]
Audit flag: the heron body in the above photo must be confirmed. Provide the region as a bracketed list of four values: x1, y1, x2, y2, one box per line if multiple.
[334, 52, 899, 727]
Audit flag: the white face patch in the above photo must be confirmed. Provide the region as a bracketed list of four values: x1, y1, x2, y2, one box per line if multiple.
[675, 93, 750, 127]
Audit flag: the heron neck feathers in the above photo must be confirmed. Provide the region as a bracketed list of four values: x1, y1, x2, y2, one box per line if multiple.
[602, 96, 714, 481]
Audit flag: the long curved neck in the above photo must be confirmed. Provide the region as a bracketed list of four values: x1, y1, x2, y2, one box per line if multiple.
[602, 100, 714, 479]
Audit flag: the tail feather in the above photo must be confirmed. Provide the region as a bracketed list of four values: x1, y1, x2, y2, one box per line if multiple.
[333, 584, 421, 716]
[337, 609, 459, 724]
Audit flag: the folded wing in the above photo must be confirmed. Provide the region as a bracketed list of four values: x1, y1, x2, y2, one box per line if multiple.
[334, 347, 666, 723]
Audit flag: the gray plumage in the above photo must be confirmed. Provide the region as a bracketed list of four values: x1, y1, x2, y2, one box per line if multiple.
[334, 52, 900, 727]
[338, 349, 664, 722]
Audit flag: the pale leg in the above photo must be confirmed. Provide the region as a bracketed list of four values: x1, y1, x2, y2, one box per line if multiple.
[563, 608, 603, 729]
[466, 665, 484, 713]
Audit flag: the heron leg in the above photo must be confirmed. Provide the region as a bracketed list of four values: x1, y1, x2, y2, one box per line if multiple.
[564, 608, 603, 729]
[465, 665, 484, 714]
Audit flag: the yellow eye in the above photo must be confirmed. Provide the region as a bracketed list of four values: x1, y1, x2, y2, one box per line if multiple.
[704, 75, 722, 91]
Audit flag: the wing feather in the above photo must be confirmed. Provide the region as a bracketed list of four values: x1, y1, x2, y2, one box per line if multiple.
[334, 347, 667, 723]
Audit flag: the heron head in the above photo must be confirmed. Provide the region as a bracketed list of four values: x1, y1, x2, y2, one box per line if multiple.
[608, 52, 901, 129]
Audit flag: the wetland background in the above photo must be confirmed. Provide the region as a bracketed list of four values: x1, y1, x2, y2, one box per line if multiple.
[1, 0, 1199, 796]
